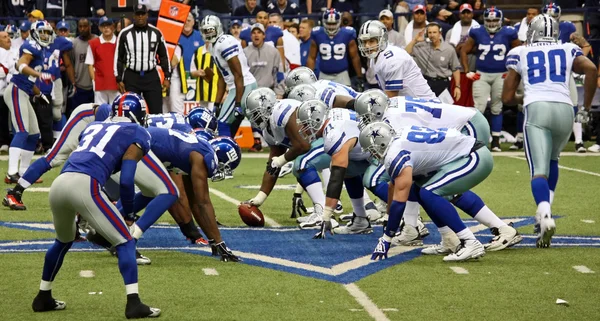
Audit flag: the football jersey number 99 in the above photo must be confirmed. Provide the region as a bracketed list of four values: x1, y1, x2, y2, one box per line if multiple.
[319, 43, 346, 60]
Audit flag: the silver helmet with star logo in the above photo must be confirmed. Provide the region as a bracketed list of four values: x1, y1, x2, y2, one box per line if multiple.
[354, 89, 390, 127]
[288, 84, 317, 102]
[245, 87, 277, 130]
[285, 67, 317, 91]
[359, 121, 396, 161]
[296, 99, 329, 142]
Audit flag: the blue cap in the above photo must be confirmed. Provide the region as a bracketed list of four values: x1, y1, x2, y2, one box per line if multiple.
[57, 21, 69, 30]
[19, 21, 31, 31]
[231, 19, 242, 27]
[99, 16, 113, 25]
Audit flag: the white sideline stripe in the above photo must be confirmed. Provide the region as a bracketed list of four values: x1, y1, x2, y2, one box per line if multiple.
[242, 152, 600, 159]
[508, 156, 600, 177]
[581, 220, 595, 224]
[344, 283, 391, 321]
[27, 187, 50, 192]
[202, 268, 219, 276]
[573, 265, 595, 273]
[449, 266, 469, 274]
[208, 188, 281, 227]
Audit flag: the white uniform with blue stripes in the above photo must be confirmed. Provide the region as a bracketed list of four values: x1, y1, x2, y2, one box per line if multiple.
[323, 108, 369, 161]
[386, 96, 476, 130]
[371, 45, 436, 99]
[313, 79, 358, 108]
[268, 99, 302, 146]
[209, 35, 256, 90]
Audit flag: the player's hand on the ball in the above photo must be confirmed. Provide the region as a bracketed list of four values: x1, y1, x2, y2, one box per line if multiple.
[241, 199, 260, 208]
[290, 193, 307, 219]
[371, 236, 391, 260]
[313, 220, 334, 239]
[213, 241, 240, 262]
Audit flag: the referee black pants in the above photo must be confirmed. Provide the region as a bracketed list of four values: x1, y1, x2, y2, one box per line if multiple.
[123, 69, 163, 115]
[425, 77, 450, 97]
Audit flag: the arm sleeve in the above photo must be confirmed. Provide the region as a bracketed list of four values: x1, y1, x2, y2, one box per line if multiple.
[156, 29, 171, 78]
[119, 159, 138, 217]
[505, 48, 521, 72]
[85, 44, 94, 65]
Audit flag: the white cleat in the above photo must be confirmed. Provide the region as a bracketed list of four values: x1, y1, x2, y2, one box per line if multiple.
[416, 217, 429, 238]
[392, 225, 423, 246]
[485, 225, 523, 251]
[422, 232, 460, 255]
[278, 161, 294, 177]
[366, 207, 384, 222]
[374, 199, 387, 213]
[333, 214, 373, 234]
[298, 212, 323, 228]
[305, 201, 343, 216]
[136, 251, 152, 265]
[587, 144, 600, 153]
[374, 213, 388, 226]
[536, 215, 556, 248]
[443, 239, 486, 262]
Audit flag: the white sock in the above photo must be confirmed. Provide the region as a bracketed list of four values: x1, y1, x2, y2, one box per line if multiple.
[8, 147, 22, 175]
[40, 280, 52, 291]
[549, 190, 555, 205]
[473, 206, 506, 228]
[53, 130, 60, 139]
[456, 227, 476, 240]
[573, 122, 583, 144]
[19, 150, 35, 176]
[438, 226, 452, 235]
[362, 190, 373, 204]
[17, 177, 32, 189]
[350, 197, 367, 217]
[536, 201, 551, 219]
[294, 183, 304, 195]
[403, 201, 420, 227]
[125, 283, 139, 295]
[305, 182, 325, 208]
[321, 168, 331, 187]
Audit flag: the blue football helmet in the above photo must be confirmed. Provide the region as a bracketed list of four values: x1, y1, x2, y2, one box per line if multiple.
[210, 136, 242, 181]
[4, 25, 20, 40]
[30, 20, 55, 47]
[322, 9, 341, 36]
[187, 107, 218, 135]
[111, 92, 147, 124]
[542, 3, 561, 20]
[194, 128, 215, 141]
[483, 7, 503, 34]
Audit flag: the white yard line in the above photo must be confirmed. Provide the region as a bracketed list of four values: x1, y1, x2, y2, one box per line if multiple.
[344, 283, 391, 321]
[202, 268, 219, 276]
[449, 266, 469, 274]
[209, 188, 281, 227]
[572, 265, 595, 273]
[508, 156, 600, 177]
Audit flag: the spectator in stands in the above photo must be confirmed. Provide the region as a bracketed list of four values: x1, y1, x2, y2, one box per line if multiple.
[298, 19, 319, 77]
[445, 3, 477, 107]
[379, 9, 405, 47]
[429, 5, 452, 39]
[0, 31, 15, 154]
[357, 0, 389, 24]
[138, 0, 161, 19]
[230, 19, 243, 41]
[56, 20, 71, 39]
[514, 6, 540, 42]
[395, 0, 426, 33]
[27, 9, 44, 23]
[46, 0, 63, 19]
[116, 18, 132, 36]
[304, 0, 328, 14]
[267, 0, 300, 18]
[65, 0, 105, 19]
[404, 4, 428, 43]
[245, 23, 285, 96]
[234, 0, 264, 25]
[86, 16, 118, 105]
[406, 23, 461, 99]
[70, 18, 97, 114]
[269, 13, 301, 70]
[11, 21, 30, 55]
[286, 22, 299, 38]
[427, 0, 460, 11]
[201, 0, 232, 25]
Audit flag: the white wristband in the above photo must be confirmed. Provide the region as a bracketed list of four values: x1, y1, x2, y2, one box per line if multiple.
[18, 63, 27, 73]
[382, 234, 393, 243]
[252, 191, 268, 206]
[271, 154, 288, 168]
[323, 206, 334, 221]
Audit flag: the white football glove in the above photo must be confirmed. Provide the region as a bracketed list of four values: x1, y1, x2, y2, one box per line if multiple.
[576, 107, 590, 124]
[466, 72, 481, 80]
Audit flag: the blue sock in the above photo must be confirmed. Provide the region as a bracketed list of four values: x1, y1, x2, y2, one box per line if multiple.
[26, 133, 40, 151]
[343, 176, 364, 199]
[42, 239, 73, 282]
[548, 160, 559, 192]
[491, 113, 503, 134]
[419, 188, 467, 233]
[516, 111, 524, 134]
[115, 240, 138, 285]
[20, 157, 52, 186]
[136, 194, 178, 232]
[531, 177, 550, 205]
[298, 168, 321, 187]
[452, 191, 485, 218]
[10, 132, 28, 148]
[52, 115, 66, 132]
[369, 182, 388, 202]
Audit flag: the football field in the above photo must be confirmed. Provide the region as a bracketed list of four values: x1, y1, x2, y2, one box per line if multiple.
[1, 148, 599, 321]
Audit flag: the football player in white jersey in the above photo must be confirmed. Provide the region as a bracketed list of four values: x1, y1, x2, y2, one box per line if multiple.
[362, 122, 490, 262]
[200, 15, 258, 138]
[355, 89, 522, 252]
[357, 20, 436, 99]
[502, 14, 597, 248]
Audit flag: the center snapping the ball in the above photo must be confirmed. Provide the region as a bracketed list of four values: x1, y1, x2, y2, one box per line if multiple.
[238, 204, 265, 227]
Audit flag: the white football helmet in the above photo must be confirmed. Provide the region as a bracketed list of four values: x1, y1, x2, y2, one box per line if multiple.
[288, 84, 316, 102]
[285, 67, 317, 90]
[244, 88, 277, 130]
[30, 20, 55, 47]
[358, 20, 388, 59]
[296, 99, 329, 142]
[359, 121, 397, 161]
[526, 14, 559, 44]
[200, 15, 223, 43]
[354, 89, 390, 127]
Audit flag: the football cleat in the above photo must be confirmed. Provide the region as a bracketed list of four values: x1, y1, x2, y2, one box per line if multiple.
[278, 161, 294, 178]
[333, 214, 373, 235]
[484, 224, 523, 251]
[587, 144, 600, 153]
[443, 239, 485, 262]
[416, 216, 430, 238]
[3, 188, 26, 210]
[125, 301, 161, 319]
[211, 241, 240, 262]
[4, 173, 19, 184]
[536, 214, 556, 248]
[509, 140, 523, 150]
[189, 236, 209, 246]
[392, 225, 423, 246]
[422, 232, 460, 255]
[491, 136, 501, 152]
[298, 211, 323, 228]
[576, 143, 586, 153]
[32, 294, 66, 312]
[136, 251, 151, 265]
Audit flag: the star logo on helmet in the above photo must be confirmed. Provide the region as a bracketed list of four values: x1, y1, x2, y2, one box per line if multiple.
[309, 105, 317, 114]
[259, 95, 268, 102]
[368, 98, 379, 107]
[297, 91, 305, 98]
[370, 129, 382, 139]
[292, 74, 301, 82]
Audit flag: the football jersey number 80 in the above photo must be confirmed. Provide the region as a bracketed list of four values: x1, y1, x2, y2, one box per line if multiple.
[319, 43, 346, 60]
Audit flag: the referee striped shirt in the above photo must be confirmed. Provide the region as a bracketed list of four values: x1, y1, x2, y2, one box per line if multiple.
[114, 23, 171, 82]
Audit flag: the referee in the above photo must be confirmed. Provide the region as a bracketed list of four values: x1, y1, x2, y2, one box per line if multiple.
[114, 4, 171, 114]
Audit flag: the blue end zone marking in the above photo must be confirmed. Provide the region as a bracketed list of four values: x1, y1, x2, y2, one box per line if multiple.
[2, 217, 600, 283]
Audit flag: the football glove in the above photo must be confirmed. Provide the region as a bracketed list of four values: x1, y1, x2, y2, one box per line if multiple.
[371, 236, 391, 260]
[266, 160, 281, 176]
[67, 84, 76, 98]
[313, 219, 334, 239]
[33, 93, 50, 106]
[466, 72, 481, 81]
[576, 108, 590, 124]
[39, 72, 53, 83]
[290, 193, 307, 219]
[355, 76, 365, 92]
[210, 241, 240, 262]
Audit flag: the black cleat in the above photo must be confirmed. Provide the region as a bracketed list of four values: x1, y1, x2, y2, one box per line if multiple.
[125, 294, 161, 319]
[32, 291, 66, 312]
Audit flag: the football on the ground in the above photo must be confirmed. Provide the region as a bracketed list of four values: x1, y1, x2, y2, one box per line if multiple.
[238, 204, 265, 227]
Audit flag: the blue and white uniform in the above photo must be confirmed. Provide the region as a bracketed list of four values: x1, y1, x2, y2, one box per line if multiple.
[311, 26, 356, 86]
[313, 79, 358, 108]
[146, 112, 193, 133]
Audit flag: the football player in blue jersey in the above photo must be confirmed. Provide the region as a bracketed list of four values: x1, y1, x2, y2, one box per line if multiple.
[3, 20, 56, 184]
[4, 103, 111, 210]
[31, 98, 161, 318]
[239, 11, 286, 69]
[307, 9, 364, 88]
[48, 20, 76, 138]
[144, 126, 241, 261]
[460, 7, 521, 152]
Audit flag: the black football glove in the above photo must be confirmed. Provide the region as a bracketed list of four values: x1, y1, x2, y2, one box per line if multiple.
[313, 220, 334, 239]
[210, 240, 240, 262]
[355, 76, 365, 93]
[290, 193, 307, 219]
[266, 160, 281, 176]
